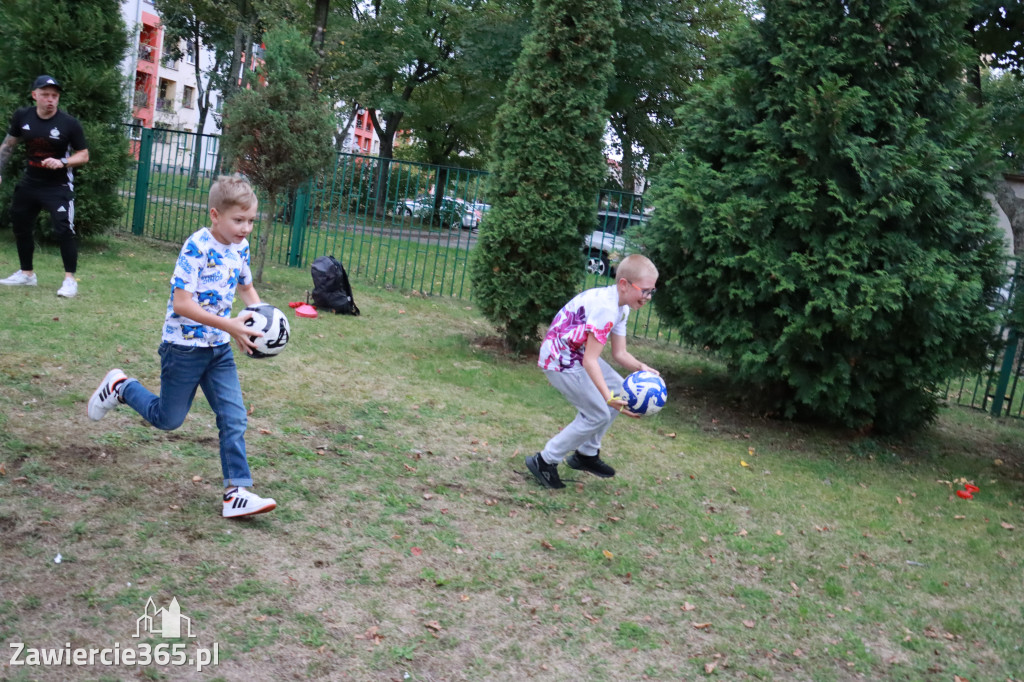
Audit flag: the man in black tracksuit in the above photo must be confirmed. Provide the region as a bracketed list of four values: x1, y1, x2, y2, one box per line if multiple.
[0, 75, 90, 298]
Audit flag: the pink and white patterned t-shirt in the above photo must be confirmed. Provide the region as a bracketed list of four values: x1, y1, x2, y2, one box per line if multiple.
[538, 285, 629, 372]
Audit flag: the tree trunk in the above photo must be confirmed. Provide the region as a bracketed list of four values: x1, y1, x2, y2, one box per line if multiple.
[620, 134, 636, 194]
[309, 0, 329, 89]
[994, 177, 1024, 255]
[370, 109, 401, 218]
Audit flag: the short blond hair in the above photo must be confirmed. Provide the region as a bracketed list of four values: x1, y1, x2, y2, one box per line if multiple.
[209, 174, 257, 212]
[616, 254, 658, 282]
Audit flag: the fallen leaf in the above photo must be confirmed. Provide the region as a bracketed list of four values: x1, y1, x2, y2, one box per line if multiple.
[742, 619, 755, 629]
[424, 620, 442, 632]
[692, 622, 712, 630]
[0, 462, 5, 476]
[737, 529, 748, 537]
[740, 460, 749, 467]
[410, 547, 423, 556]
[541, 540, 554, 550]
[191, 475, 202, 483]
[681, 602, 696, 611]
[666, 432, 676, 438]
[748, 446, 755, 456]
[1001, 521, 1015, 530]
[602, 550, 614, 560]
[896, 496, 902, 505]
[954, 515, 965, 520]
[258, 428, 272, 435]
[403, 463, 416, 471]
[705, 661, 717, 674]
[423, 493, 433, 500]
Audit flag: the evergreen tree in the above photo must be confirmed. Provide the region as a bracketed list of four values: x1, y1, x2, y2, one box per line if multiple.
[470, 0, 619, 352]
[646, 0, 1007, 433]
[0, 0, 131, 237]
[221, 23, 336, 283]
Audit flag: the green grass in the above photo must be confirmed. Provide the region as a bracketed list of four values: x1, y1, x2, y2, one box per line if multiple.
[1, 231, 1023, 680]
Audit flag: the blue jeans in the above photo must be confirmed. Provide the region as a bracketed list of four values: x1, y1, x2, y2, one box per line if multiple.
[120, 342, 252, 487]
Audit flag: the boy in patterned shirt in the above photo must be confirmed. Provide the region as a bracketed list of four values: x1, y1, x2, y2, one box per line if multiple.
[87, 174, 277, 518]
[526, 254, 661, 489]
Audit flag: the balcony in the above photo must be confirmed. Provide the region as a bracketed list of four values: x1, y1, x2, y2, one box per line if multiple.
[133, 90, 150, 108]
[138, 44, 156, 63]
[156, 97, 175, 113]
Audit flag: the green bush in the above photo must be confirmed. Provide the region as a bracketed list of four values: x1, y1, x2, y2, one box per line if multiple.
[646, 0, 1007, 433]
[470, 0, 619, 352]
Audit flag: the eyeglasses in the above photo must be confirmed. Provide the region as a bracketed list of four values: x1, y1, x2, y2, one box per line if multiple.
[628, 281, 657, 297]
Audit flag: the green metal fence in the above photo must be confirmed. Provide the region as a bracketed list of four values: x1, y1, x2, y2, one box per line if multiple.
[119, 125, 1024, 416]
[119, 125, 674, 340]
[944, 260, 1024, 418]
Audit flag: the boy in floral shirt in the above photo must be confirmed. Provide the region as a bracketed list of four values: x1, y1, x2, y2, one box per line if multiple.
[527, 254, 661, 489]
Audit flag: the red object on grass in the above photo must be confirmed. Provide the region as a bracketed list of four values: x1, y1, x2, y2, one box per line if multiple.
[288, 301, 303, 308]
[964, 483, 980, 494]
[295, 304, 318, 318]
[956, 490, 973, 499]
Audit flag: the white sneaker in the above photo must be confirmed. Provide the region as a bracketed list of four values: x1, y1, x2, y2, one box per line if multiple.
[223, 487, 277, 518]
[57, 277, 78, 298]
[88, 369, 127, 421]
[0, 270, 37, 286]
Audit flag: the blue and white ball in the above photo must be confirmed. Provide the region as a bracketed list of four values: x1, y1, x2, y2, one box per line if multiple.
[243, 304, 290, 358]
[622, 370, 667, 416]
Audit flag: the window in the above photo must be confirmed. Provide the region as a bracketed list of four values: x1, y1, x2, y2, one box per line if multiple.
[185, 40, 196, 64]
[157, 79, 174, 112]
[182, 86, 195, 109]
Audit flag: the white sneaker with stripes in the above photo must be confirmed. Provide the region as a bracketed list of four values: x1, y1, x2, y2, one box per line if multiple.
[222, 487, 277, 518]
[88, 369, 127, 421]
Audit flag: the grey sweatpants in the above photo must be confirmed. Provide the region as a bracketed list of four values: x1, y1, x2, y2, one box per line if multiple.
[540, 358, 623, 464]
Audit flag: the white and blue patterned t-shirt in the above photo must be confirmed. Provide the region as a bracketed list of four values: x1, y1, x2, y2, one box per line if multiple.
[162, 227, 252, 347]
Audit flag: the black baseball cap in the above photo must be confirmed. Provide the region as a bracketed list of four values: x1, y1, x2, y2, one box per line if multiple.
[31, 75, 62, 91]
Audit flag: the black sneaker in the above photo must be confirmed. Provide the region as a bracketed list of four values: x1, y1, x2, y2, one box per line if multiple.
[565, 451, 616, 478]
[525, 453, 565, 489]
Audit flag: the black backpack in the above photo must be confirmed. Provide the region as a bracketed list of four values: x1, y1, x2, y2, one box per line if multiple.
[310, 255, 360, 315]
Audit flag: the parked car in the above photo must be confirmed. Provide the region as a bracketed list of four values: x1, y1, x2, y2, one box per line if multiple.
[400, 195, 481, 230]
[583, 210, 649, 277]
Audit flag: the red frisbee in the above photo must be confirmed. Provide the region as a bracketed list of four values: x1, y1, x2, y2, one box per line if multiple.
[964, 484, 980, 494]
[295, 304, 318, 318]
[956, 490, 973, 499]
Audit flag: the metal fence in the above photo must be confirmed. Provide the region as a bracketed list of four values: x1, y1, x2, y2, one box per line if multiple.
[118, 124, 678, 341]
[117, 125, 1024, 417]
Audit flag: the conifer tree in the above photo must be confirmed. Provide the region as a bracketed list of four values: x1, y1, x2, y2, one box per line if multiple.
[646, 0, 1007, 432]
[470, 0, 619, 352]
[0, 0, 131, 237]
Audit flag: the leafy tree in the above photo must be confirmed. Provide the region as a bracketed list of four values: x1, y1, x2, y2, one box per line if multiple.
[606, 0, 746, 192]
[154, 0, 235, 186]
[984, 70, 1024, 254]
[0, 0, 131, 237]
[645, 0, 1007, 433]
[221, 23, 336, 282]
[399, 2, 529, 167]
[470, 0, 619, 352]
[328, 0, 526, 215]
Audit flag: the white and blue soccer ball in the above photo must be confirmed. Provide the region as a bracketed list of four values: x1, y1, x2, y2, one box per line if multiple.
[243, 304, 290, 358]
[622, 370, 667, 416]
